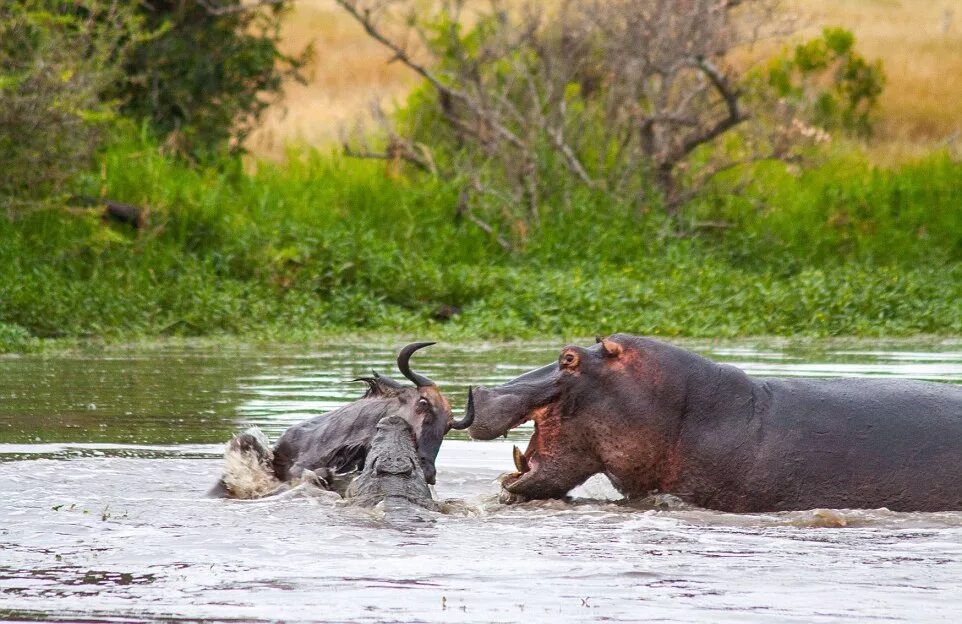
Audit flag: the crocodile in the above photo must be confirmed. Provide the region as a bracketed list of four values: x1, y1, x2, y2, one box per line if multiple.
[344, 415, 440, 512]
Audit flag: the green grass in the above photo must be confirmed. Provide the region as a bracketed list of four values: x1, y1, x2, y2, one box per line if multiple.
[2, 133, 961, 352]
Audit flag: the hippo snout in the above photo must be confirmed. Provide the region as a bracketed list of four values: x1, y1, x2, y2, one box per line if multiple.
[466, 387, 528, 440]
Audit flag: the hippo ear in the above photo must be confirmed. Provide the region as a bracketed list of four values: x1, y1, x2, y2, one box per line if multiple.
[599, 338, 623, 358]
[595, 335, 604, 344]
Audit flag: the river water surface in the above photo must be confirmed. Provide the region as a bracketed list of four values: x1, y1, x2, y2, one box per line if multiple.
[2, 339, 962, 622]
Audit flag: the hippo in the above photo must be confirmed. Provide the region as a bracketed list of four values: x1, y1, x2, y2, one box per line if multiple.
[344, 415, 440, 511]
[465, 334, 962, 512]
[210, 342, 472, 498]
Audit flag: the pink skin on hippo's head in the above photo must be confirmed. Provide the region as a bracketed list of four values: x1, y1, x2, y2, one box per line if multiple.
[465, 335, 690, 501]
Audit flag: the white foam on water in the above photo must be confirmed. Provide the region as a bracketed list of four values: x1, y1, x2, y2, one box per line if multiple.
[220, 427, 283, 499]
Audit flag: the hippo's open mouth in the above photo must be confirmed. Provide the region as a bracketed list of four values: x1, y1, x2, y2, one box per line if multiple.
[499, 407, 550, 493]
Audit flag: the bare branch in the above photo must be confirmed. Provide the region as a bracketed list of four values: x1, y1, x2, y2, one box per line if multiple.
[196, 0, 286, 15]
[457, 188, 514, 252]
[342, 133, 438, 175]
[677, 56, 747, 157]
[332, 0, 468, 104]
[546, 125, 593, 185]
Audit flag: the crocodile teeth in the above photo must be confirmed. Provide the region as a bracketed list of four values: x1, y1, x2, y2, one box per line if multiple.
[512, 445, 529, 473]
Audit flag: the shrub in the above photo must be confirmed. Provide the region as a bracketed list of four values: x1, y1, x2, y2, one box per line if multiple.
[0, 0, 142, 209]
[113, 0, 308, 160]
[0, 322, 35, 352]
[336, 0, 841, 249]
[764, 27, 886, 137]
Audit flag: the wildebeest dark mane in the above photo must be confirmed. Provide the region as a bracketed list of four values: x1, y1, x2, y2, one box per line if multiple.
[351, 372, 408, 398]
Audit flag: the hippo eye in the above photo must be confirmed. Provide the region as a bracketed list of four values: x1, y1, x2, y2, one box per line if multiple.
[561, 352, 579, 368]
[417, 397, 431, 410]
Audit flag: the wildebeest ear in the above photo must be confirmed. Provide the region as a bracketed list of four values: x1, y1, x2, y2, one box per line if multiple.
[599, 338, 623, 358]
[372, 372, 406, 392]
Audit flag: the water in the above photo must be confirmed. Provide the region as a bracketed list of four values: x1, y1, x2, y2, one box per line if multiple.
[2, 339, 962, 622]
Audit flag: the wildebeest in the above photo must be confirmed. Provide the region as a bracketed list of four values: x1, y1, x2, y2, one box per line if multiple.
[210, 342, 472, 498]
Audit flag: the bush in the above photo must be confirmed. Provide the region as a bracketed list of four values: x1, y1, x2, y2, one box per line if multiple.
[0, 322, 36, 352]
[338, 1, 867, 250]
[113, 0, 308, 160]
[0, 1, 142, 208]
[764, 27, 886, 137]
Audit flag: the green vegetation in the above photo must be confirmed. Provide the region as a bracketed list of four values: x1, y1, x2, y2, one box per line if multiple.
[0, 0, 142, 204]
[0, 0, 300, 211]
[1, 3, 959, 352]
[763, 27, 886, 137]
[1, 131, 960, 352]
[114, 0, 306, 159]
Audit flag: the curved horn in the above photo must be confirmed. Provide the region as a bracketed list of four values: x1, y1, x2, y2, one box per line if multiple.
[449, 386, 475, 430]
[397, 341, 436, 387]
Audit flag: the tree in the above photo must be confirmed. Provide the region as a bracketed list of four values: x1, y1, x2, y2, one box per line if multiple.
[336, 0, 835, 249]
[0, 0, 143, 209]
[764, 27, 885, 137]
[113, 0, 308, 160]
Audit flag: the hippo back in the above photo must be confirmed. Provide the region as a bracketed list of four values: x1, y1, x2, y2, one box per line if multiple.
[683, 375, 962, 511]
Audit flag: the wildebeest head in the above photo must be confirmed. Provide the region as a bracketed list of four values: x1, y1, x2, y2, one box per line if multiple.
[349, 342, 472, 485]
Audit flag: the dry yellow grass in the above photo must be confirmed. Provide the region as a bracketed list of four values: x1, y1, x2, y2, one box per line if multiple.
[246, 0, 420, 158]
[248, 0, 962, 162]
[792, 0, 962, 161]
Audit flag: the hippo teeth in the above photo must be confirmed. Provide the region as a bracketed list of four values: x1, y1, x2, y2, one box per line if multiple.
[512, 445, 530, 473]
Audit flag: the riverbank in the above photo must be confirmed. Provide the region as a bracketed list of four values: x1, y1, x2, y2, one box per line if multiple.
[2, 136, 961, 353]
[5, 333, 962, 361]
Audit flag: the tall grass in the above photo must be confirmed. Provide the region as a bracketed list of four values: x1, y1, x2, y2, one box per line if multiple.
[702, 152, 962, 266]
[2, 132, 961, 350]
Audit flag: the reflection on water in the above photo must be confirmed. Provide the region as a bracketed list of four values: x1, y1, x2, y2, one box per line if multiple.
[1, 339, 961, 622]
